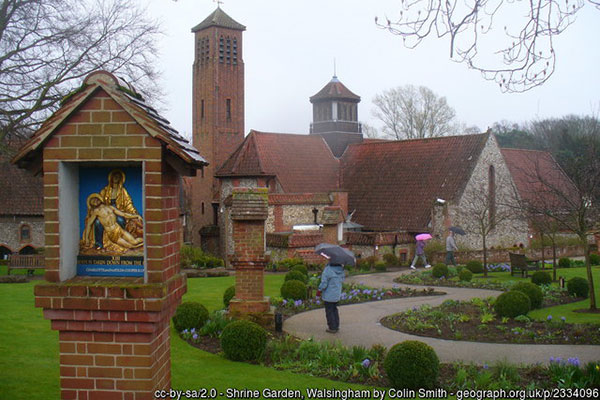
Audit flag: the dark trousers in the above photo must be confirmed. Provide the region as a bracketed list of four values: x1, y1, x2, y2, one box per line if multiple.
[445, 251, 456, 266]
[324, 301, 339, 330]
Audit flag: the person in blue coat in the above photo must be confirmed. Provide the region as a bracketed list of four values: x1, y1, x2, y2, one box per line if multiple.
[316, 262, 345, 333]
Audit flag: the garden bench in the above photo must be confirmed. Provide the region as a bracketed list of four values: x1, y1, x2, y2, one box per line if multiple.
[7, 254, 45, 276]
[508, 252, 539, 278]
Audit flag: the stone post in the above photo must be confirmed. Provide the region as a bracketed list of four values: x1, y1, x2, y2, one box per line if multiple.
[321, 206, 344, 245]
[228, 188, 271, 317]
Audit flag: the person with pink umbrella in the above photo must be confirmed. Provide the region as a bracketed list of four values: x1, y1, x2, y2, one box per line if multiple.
[410, 233, 432, 270]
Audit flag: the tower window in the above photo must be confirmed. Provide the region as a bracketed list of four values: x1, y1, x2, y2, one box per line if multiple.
[201, 202, 205, 215]
[233, 38, 238, 64]
[201, 99, 205, 119]
[226, 99, 231, 121]
[219, 37, 224, 63]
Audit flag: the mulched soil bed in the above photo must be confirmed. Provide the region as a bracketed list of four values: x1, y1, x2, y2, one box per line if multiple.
[381, 298, 600, 345]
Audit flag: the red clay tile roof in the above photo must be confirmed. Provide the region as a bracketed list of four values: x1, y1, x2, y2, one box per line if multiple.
[341, 133, 490, 231]
[310, 76, 360, 103]
[12, 71, 206, 172]
[216, 130, 340, 193]
[0, 141, 43, 216]
[501, 148, 578, 211]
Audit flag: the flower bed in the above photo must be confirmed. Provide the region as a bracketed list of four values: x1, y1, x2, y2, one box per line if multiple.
[381, 298, 600, 345]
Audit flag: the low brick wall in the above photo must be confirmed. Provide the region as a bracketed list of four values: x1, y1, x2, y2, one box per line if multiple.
[430, 245, 586, 264]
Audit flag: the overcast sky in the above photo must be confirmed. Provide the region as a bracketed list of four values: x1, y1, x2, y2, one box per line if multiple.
[140, 0, 600, 138]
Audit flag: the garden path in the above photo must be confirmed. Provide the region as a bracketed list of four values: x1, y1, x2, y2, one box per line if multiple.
[283, 271, 600, 365]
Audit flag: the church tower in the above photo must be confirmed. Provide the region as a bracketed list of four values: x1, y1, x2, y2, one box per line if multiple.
[309, 75, 362, 157]
[189, 7, 245, 247]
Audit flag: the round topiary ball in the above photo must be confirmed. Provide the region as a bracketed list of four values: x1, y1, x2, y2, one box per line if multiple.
[558, 257, 571, 268]
[458, 269, 473, 282]
[494, 291, 531, 318]
[466, 260, 484, 274]
[531, 271, 552, 286]
[280, 280, 307, 300]
[172, 302, 209, 332]
[511, 282, 543, 309]
[284, 270, 308, 284]
[223, 285, 236, 308]
[431, 263, 449, 279]
[567, 277, 589, 298]
[291, 264, 308, 276]
[384, 340, 439, 390]
[220, 320, 267, 361]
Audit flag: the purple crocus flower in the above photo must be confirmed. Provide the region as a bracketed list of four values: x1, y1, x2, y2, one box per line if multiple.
[568, 358, 580, 367]
[191, 328, 196, 333]
[182, 329, 189, 334]
[483, 363, 489, 369]
[282, 299, 287, 306]
[361, 359, 371, 368]
[547, 315, 553, 321]
[561, 316, 566, 322]
[294, 299, 303, 307]
[192, 333, 198, 340]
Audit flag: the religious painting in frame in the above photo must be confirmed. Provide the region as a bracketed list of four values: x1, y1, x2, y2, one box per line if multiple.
[77, 166, 144, 277]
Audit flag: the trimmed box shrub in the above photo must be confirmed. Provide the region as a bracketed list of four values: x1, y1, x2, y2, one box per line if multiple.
[291, 265, 308, 277]
[384, 340, 439, 389]
[280, 280, 307, 300]
[431, 263, 449, 279]
[511, 282, 543, 309]
[494, 291, 531, 318]
[173, 302, 209, 332]
[558, 257, 571, 268]
[466, 260, 484, 274]
[458, 269, 473, 282]
[374, 261, 387, 272]
[284, 270, 308, 284]
[223, 286, 235, 308]
[589, 253, 600, 266]
[567, 277, 589, 298]
[220, 320, 267, 361]
[531, 271, 552, 286]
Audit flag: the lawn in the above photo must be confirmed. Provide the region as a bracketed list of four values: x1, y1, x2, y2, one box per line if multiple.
[0, 274, 371, 399]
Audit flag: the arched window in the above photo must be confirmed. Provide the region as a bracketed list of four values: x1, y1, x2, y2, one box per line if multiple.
[19, 224, 31, 243]
[19, 245, 36, 255]
[488, 165, 496, 227]
[0, 245, 11, 259]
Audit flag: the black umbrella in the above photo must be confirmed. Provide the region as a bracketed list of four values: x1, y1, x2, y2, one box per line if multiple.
[315, 243, 356, 267]
[449, 226, 466, 235]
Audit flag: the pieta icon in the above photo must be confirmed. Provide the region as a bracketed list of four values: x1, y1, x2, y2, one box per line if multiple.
[80, 169, 144, 255]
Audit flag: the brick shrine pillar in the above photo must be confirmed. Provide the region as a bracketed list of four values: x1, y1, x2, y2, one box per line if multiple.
[12, 70, 205, 399]
[321, 206, 344, 245]
[228, 188, 271, 315]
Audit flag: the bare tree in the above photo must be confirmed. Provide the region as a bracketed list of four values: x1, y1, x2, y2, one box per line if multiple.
[514, 143, 599, 311]
[0, 0, 161, 142]
[376, 1, 600, 92]
[372, 85, 457, 140]
[360, 122, 381, 139]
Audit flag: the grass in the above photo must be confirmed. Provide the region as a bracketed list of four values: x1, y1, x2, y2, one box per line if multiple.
[0, 274, 372, 399]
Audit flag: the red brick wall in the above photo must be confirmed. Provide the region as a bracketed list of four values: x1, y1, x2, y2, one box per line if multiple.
[232, 220, 265, 261]
[41, 89, 182, 284]
[35, 276, 185, 400]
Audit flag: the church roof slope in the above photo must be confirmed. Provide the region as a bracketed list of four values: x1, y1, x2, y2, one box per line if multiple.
[310, 76, 360, 103]
[191, 7, 246, 32]
[501, 148, 578, 211]
[341, 133, 489, 232]
[216, 130, 340, 193]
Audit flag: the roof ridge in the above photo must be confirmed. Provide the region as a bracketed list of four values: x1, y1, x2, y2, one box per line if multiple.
[500, 147, 548, 154]
[353, 132, 488, 146]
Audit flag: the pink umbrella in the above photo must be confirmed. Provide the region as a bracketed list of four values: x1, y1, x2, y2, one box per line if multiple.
[415, 233, 433, 241]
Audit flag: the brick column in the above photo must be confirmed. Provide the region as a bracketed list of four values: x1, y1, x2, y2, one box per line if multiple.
[321, 206, 344, 245]
[35, 275, 185, 400]
[228, 188, 270, 316]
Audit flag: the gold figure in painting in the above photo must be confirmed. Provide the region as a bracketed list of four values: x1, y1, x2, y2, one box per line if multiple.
[80, 169, 144, 255]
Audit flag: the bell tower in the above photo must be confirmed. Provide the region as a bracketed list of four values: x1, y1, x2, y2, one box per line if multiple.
[190, 7, 245, 246]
